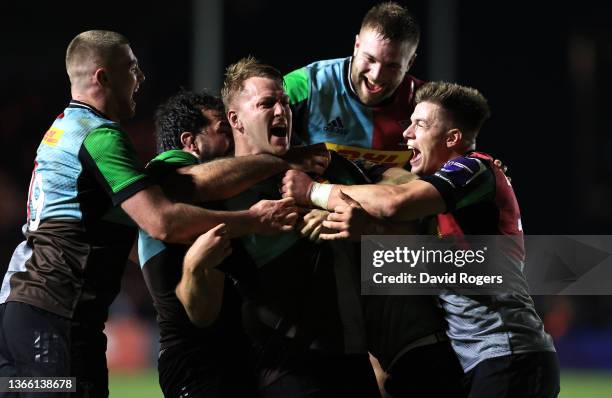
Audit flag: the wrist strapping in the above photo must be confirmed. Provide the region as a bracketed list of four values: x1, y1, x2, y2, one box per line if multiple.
[310, 182, 333, 209]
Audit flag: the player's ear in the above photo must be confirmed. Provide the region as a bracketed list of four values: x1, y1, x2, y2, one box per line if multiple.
[94, 68, 109, 87]
[227, 110, 242, 132]
[180, 132, 196, 150]
[353, 33, 360, 56]
[446, 128, 462, 148]
[408, 52, 417, 69]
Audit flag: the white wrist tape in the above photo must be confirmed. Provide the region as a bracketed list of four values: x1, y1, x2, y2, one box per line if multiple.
[310, 182, 333, 209]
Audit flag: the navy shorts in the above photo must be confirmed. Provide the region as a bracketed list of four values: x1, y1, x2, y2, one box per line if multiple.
[384, 341, 466, 398]
[464, 351, 560, 398]
[0, 302, 70, 397]
[0, 302, 109, 398]
[257, 339, 380, 398]
[158, 341, 257, 398]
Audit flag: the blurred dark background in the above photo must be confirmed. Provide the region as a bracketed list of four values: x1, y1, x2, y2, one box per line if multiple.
[2, 0, 611, 373]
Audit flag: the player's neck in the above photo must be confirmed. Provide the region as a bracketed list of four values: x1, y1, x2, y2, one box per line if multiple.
[232, 138, 252, 157]
[71, 89, 118, 122]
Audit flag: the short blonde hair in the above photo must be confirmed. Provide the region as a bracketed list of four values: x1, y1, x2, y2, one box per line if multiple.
[65, 30, 129, 86]
[221, 56, 283, 108]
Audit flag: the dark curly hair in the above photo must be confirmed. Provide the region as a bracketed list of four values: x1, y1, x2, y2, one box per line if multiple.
[154, 89, 225, 154]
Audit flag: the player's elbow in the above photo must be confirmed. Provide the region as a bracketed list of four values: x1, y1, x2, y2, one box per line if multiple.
[146, 222, 171, 242]
[145, 211, 178, 242]
[147, 227, 168, 242]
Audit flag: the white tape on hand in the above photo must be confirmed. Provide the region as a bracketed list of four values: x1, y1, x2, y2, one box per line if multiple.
[310, 182, 333, 209]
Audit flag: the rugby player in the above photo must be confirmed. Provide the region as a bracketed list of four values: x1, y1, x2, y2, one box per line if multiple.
[284, 3, 466, 395]
[282, 81, 561, 398]
[284, 1, 421, 171]
[140, 90, 330, 397]
[220, 57, 380, 397]
[0, 31, 297, 398]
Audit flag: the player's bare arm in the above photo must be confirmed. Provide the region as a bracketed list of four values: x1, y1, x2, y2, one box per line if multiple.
[158, 144, 330, 203]
[319, 191, 419, 241]
[281, 169, 444, 222]
[376, 167, 420, 185]
[175, 223, 230, 327]
[122, 185, 298, 243]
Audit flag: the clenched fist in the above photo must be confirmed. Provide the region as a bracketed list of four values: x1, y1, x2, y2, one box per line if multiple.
[281, 170, 316, 206]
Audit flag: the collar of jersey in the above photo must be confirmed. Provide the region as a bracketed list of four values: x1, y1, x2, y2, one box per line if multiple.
[68, 99, 111, 120]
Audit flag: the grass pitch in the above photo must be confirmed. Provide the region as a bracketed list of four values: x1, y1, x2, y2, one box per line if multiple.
[108, 369, 612, 397]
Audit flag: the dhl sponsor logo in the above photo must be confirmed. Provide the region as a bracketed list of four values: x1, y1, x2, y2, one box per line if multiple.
[324, 142, 413, 168]
[42, 127, 65, 147]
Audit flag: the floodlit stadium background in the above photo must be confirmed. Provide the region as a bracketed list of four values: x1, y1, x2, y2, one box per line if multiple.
[2, 1, 612, 396]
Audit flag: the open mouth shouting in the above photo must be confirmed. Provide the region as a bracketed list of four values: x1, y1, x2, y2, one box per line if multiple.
[269, 123, 288, 147]
[363, 77, 384, 94]
[131, 84, 140, 107]
[407, 141, 421, 168]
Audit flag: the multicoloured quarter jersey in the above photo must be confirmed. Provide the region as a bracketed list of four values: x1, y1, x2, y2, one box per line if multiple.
[285, 58, 445, 362]
[1, 100, 152, 323]
[421, 151, 555, 371]
[284, 57, 422, 168]
[138, 150, 249, 351]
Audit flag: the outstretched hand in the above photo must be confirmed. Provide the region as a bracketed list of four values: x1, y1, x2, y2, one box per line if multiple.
[320, 191, 370, 241]
[298, 208, 331, 242]
[249, 197, 298, 235]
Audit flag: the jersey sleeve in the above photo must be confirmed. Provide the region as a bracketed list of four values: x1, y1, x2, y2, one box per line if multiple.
[145, 149, 198, 180]
[284, 67, 310, 145]
[81, 127, 152, 206]
[137, 151, 198, 268]
[420, 155, 495, 212]
[284, 67, 309, 106]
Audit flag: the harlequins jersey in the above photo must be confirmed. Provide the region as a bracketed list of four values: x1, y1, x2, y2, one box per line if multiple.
[138, 150, 251, 352]
[1, 100, 152, 324]
[421, 151, 556, 371]
[284, 57, 423, 168]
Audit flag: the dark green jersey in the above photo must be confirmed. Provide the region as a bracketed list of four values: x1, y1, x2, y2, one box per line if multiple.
[138, 150, 253, 353]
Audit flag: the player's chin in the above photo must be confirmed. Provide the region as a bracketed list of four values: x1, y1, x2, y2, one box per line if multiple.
[118, 105, 136, 121]
[272, 147, 289, 156]
[409, 163, 423, 176]
[268, 141, 289, 156]
[358, 90, 386, 106]
[127, 98, 137, 112]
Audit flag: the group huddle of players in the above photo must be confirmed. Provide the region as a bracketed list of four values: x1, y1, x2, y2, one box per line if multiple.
[0, 3, 560, 398]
